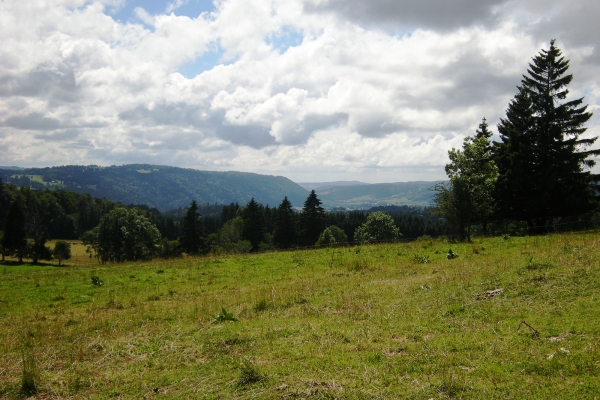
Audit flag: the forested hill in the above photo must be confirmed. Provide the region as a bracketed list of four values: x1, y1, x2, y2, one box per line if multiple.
[317, 181, 441, 208]
[0, 164, 309, 211]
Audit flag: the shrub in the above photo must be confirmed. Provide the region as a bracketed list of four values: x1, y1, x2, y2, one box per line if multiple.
[316, 225, 347, 247]
[354, 212, 401, 244]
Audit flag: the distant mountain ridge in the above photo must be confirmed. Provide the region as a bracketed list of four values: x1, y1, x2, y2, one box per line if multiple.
[298, 181, 368, 191]
[0, 164, 442, 211]
[0, 164, 309, 211]
[317, 181, 442, 208]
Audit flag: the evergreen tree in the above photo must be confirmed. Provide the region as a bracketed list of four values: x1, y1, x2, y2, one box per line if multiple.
[3, 198, 27, 262]
[299, 190, 326, 245]
[493, 40, 598, 232]
[241, 198, 265, 252]
[179, 200, 208, 255]
[273, 196, 297, 249]
[0, 177, 11, 231]
[475, 117, 492, 139]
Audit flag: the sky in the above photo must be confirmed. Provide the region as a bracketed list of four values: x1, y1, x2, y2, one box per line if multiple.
[1, 0, 599, 183]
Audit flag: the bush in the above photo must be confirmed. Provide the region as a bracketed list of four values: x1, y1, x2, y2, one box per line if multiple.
[158, 240, 182, 259]
[316, 225, 347, 247]
[354, 212, 401, 244]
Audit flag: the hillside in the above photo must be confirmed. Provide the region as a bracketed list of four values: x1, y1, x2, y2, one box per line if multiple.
[0, 164, 308, 211]
[0, 165, 443, 211]
[317, 181, 442, 208]
[1, 233, 599, 397]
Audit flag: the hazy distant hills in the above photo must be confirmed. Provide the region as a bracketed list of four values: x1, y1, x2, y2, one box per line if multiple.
[298, 181, 368, 191]
[0, 165, 440, 210]
[0, 164, 309, 211]
[317, 181, 441, 208]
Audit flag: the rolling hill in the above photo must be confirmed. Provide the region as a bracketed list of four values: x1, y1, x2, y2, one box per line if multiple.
[0, 165, 442, 211]
[316, 181, 442, 208]
[0, 164, 309, 211]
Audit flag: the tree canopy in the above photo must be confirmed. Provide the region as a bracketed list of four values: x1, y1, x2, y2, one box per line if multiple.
[84, 207, 161, 263]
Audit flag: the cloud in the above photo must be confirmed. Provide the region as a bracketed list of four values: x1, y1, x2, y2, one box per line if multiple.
[0, 0, 598, 183]
[3, 113, 62, 131]
[303, 0, 508, 32]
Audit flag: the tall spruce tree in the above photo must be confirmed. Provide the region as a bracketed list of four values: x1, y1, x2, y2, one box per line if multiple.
[493, 40, 598, 232]
[299, 190, 326, 246]
[273, 196, 297, 249]
[241, 198, 265, 252]
[179, 200, 207, 255]
[3, 198, 27, 262]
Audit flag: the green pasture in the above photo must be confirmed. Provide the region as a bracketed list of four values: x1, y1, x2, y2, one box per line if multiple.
[1, 233, 599, 398]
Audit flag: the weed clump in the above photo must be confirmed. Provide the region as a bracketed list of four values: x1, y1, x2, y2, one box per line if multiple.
[237, 360, 265, 386]
[91, 276, 103, 286]
[20, 331, 37, 396]
[347, 257, 369, 271]
[446, 249, 459, 260]
[413, 253, 430, 264]
[212, 307, 238, 323]
[253, 298, 270, 312]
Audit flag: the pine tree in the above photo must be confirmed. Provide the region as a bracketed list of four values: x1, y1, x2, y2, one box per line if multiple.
[179, 200, 207, 255]
[273, 196, 297, 249]
[241, 198, 265, 252]
[3, 198, 27, 262]
[493, 40, 598, 232]
[299, 190, 326, 246]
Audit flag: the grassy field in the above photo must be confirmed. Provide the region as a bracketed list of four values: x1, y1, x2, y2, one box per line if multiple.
[1, 232, 599, 399]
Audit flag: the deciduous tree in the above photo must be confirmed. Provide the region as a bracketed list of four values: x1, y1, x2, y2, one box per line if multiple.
[354, 212, 400, 243]
[86, 207, 161, 263]
[52, 241, 71, 266]
[435, 120, 498, 240]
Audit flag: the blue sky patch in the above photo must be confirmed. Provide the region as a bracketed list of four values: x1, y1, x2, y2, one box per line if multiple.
[267, 26, 304, 54]
[177, 46, 233, 78]
[108, 0, 215, 24]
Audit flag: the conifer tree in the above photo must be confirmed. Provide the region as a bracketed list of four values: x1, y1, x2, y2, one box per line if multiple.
[273, 196, 297, 249]
[241, 198, 265, 252]
[493, 40, 598, 232]
[299, 190, 326, 245]
[3, 198, 27, 262]
[179, 200, 208, 255]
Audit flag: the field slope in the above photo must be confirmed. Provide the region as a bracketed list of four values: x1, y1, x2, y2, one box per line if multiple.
[1, 232, 599, 398]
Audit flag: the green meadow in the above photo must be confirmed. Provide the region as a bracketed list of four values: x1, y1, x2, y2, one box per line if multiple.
[1, 232, 599, 399]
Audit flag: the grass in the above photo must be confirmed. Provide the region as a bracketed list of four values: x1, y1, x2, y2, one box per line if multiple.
[1, 232, 599, 398]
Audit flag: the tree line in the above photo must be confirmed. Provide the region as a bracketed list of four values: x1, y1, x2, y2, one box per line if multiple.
[434, 40, 599, 240]
[1, 176, 446, 264]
